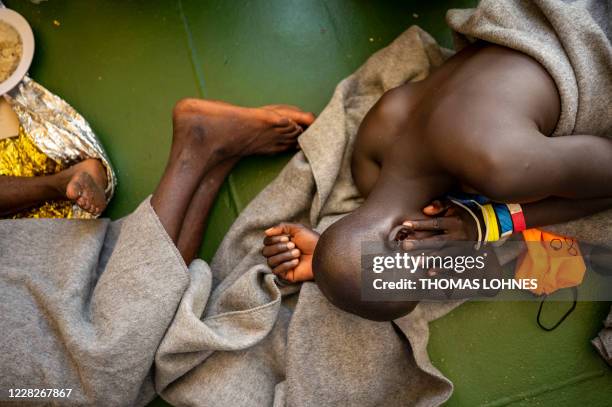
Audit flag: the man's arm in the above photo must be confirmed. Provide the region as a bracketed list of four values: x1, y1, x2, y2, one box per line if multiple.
[402, 196, 612, 245]
[521, 197, 612, 229]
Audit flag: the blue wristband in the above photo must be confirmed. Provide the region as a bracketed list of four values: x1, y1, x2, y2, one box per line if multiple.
[493, 203, 513, 238]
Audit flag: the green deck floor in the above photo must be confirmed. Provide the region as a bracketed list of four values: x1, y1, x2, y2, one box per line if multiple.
[7, 0, 611, 405]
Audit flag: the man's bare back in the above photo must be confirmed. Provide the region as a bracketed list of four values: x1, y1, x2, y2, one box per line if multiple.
[352, 42, 560, 206]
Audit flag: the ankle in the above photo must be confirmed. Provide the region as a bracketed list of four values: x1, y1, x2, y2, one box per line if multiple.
[50, 168, 72, 198]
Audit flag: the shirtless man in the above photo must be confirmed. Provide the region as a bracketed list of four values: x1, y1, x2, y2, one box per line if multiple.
[262, 41, 612, 321]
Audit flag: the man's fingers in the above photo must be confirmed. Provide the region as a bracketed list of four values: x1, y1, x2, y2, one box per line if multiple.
[267, 248, 301, 268]
[272, 259, 299, 276]
[262, 241, 295, 257]
[265, 223, 303, 237]
[264, 225, 286, 237]
[404, 239, 475, 254]
[422, 205, 437, 216]
[263, 234, 290, 245]
[403, 216, 462, 231]
[402, 232, 466, 251]
[422, 199, 451, 216]
[402, 235, 449, 251]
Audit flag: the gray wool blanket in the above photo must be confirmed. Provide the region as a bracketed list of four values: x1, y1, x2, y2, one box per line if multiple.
[1, 1, 611, 406]
[0, 200, 191, 406]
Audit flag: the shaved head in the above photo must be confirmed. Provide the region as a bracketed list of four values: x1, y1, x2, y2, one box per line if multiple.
[312, 210, 417, 321]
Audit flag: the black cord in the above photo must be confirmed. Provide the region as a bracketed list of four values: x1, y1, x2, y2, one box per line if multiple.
[536, 287, 578, 331]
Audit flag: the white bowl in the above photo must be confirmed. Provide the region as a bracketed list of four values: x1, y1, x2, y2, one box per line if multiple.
[0, 8, 34, 95]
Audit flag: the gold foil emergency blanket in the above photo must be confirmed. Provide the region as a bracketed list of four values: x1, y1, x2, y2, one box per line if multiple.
[0, 126, 73, 218]
[2, 75, 116, 218]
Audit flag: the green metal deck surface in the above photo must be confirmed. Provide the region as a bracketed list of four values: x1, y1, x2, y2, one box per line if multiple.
[7, 1, 610, 405]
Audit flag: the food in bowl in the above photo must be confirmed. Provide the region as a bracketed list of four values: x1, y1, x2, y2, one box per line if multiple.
[0, 20, 22, 83]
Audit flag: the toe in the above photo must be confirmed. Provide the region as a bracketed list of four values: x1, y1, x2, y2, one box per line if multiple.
[278, 120, 298, 133]
[283, 126, 303, 139]
[66, 182, 82, 201]
[275, 117, 291, 127]
[289, 111, 315, 127]
[299, 112, 316, 126]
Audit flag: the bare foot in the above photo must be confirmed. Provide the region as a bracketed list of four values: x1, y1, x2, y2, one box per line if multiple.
[172, 98, 315, 161]
[261, 104, 316, 129]
[200, 99, 316, 129]
[63, 159, 108, 215]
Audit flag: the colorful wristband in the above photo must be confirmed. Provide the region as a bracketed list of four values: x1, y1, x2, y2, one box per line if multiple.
[493, 203, 513, 238]
[467, 199, 487, 243]
[482, 204, 500, 242]
[450, 199, 483, 250]
[506, 203, 526, 232]
[449, 192, 489, 206]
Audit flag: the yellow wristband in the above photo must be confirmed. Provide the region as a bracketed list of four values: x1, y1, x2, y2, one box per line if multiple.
[483, 204, 500, 242]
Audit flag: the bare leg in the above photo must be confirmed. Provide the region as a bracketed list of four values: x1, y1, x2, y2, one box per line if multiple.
[0, 159, 108, 216]
[150, 98, 313, 260]
[0, 175, 64, 216]
[176, 105, 317, 263]
[176, 158, 238, 263]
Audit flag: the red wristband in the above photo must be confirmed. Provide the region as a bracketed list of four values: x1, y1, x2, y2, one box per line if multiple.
[507, 203, 526, 232]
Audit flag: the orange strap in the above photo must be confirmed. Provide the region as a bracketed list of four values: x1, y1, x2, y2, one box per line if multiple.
[514, 229, 585, 295]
